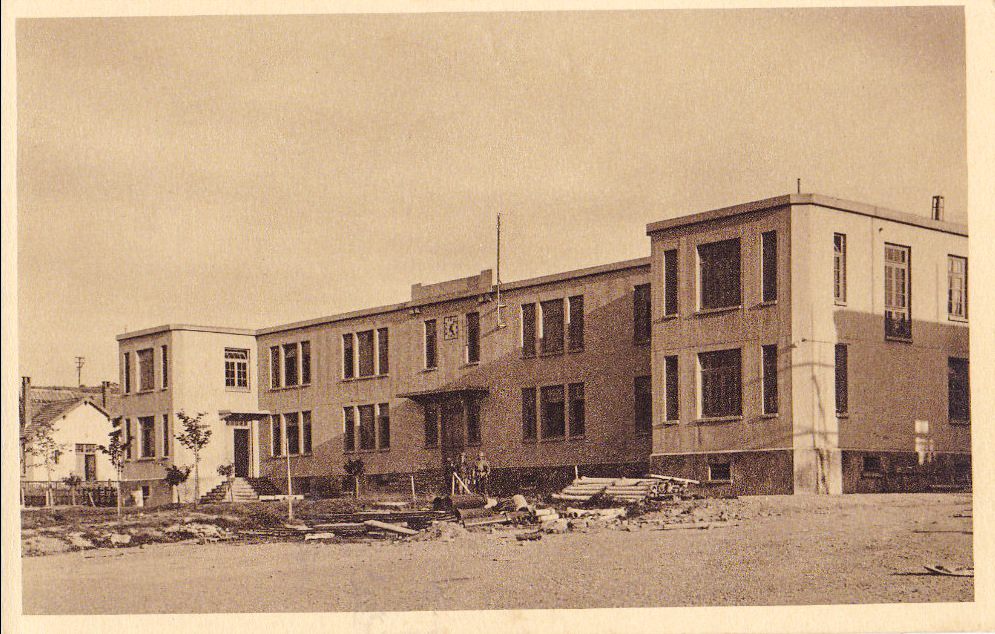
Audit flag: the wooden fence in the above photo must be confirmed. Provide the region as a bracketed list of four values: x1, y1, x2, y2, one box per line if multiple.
[20, 480, 118, 507]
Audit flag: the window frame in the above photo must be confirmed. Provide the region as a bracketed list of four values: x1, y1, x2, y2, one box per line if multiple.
[284, 412, 301, 456]
[833, 233, 847, 305]
[378, 403, 391, 450]
[761, 230, 777, 303]
[633, 284, 652, 343]
[424, 320, 438, 369]
[947, 255, 968, 321]
[521, 387, 537, 441]
[634, 375, 652, 435]
[343, 407, 356, 452]
[948, 357, 970, 424]
[342, 334, 355, 379]
[539, 298, 565, 355]
[884, 243, 912, 340]
[664, 355, 679, 422]
[697, 348, 743, 420]
[663, 248, 678, 317]
[466, 312, 480, 364]
[123, 352, 131, 394]
[835, 344, 849, 417]
[567, 296, 585, 352]
[761, 344, 778, 415]
[357, 404, 376, 451]
[139, 416, 156, 459]
[271, 415, 282, 457]
[568, 382, 585, 438]
[376, 328, 389, 375]
[162, 413, 170, 457]
[137, 348, 155, 393]
[521, 304, 537, 358]
[707, 461, 732, 483]
[225, 348, 250, 390]
[539, 384, 566, 439]
[423, 402, 439, 448]
[161, 345, 169, 389]
[270, 346, 281, 388]
[697, 237, 742, 311]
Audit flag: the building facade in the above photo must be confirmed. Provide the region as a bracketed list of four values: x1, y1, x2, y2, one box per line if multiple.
[646, 194, 970, 494]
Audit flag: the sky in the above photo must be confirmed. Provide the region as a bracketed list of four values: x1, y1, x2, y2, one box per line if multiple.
[16, 7, 967, 386]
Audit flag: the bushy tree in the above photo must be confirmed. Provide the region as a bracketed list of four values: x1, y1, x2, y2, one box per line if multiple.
[24, 419, 68, 507]
[175, 412, 211, 503]
[62, 474, 82, 506]
[217, 463, 235, 502]
[163, 464, 191, 504]
[99, 422, 131, 516]
[344, 457, 365, 498]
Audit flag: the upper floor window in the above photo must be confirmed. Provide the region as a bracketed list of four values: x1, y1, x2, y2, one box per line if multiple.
[284, 343, 299, 385]
[271, 341, 311, 388]
[833, 233, 847, 304]
[123, 352, 131, 394]
[376, 329, 388, 375]
[568, 296, 584, 352]
[633, 284, 651, 343]
[342, 329, 388, 378]
[698, 348, 742, 418]
[761, 231, 777, 303]
[342, 335, 354, 379]
[466, 312, 480, 363]
[137, 348, 154, 392]
[521, 304, 537, 358]
[301, 341, 311, 384]
[884, 244, 911, 339]
[663, 249, 678, 316]
[948, 256, 967, 320]
[698, 238, 741, 310]
[424, 320, 437, 369]
[540, 299, 565, 355]
[161, 345, 169, 389]
[356, 331, 374, 377]
[225, 348, 249, 389]
[139, 416, 156, 458]
[270, 346, 282, 388]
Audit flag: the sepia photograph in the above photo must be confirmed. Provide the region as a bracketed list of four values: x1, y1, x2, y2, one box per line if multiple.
[4, 1, 993, 632]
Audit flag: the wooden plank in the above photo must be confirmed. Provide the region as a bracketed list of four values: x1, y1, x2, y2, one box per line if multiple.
[363, 519, 419, 535]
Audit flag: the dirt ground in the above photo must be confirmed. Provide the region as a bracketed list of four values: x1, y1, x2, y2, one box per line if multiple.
[20, 493, 973, 614]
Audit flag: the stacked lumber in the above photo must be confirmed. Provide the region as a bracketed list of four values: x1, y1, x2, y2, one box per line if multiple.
[552, 475, 699, 504]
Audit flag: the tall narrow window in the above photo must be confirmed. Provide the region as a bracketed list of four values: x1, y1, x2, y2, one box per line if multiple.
[663, 249, 678, 316]
[568, 296, 584, 352]
[343, 407, 355, 452]
[424, 402, 438, 447]
[302, 411, 312, 454]
[521, 304, 537, 358]
[698, 238, 741, 310]
[270, 346, 281, 388]
[664, 355, 679, 422]
[124, 419, 132, 459]
[161, 345, 169, 389]
[633, 284, 651, 342]
[835, 344, 848, 416]
[884, 244, 912, 339]
[466, 312, 480, 363]
[569, 383, 585, 437]
[522, 388, 537, 440]
[540, 384, 566, 438]
[139, 416, 156, 458]
[357, 330, 375, 377]
[161, 414, 170, 457]
[285, 412, 300, 456]
[424, 320, 437, 369]
[466, 400, 480, 445]
[698, 348, 742, 418]
[271, 415, 282, 456]
[300, 341, 311, 384]
[762, 344, 778, 414]
[123, 352, 132, 394]
[138, 349, 154, 392]
[358, 404, 375, 450]
[948, 256, 967, 320]
[948, 357, 970, 424]
[540, 299, 564, 354]
[634, 376, 652, 434]
[377, 328, 389, 374]
[833, 233, 847, 304]
[283, 343, 299, 386]
[225, 348, 249, 389]
[342, 334, 355, 379]
[761, 231, 777, 302]
[378, 403, 390, 449]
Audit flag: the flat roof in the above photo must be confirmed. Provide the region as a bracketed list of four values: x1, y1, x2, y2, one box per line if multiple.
[646, 193, 968, 237]
[116, 324, 256, 342]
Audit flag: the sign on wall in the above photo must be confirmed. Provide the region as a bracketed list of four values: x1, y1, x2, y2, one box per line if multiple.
[443, 315, 459, 340]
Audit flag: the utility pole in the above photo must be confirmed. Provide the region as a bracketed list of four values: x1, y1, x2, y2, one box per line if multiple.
[74, 357, 85, 387]
[496, 213, 506, 330]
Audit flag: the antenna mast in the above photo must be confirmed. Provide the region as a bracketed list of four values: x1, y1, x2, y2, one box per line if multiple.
[75, 356, 86, 387]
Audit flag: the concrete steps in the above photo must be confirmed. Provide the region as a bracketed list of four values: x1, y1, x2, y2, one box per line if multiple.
[200, 477, 281, 504]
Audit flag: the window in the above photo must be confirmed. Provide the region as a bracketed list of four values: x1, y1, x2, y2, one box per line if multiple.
[698, 238, 741, 310]
[522, 388, 537, 441]
[162, 414, 170, 457]
[342, 334, 355, 379]
[884, 243, 911, 339]
[139, 416, 156, 458]
[633, 284, 651, 343]
[283, 343, 299, 386]
[424, 320, 437, 369]
[357, 330, 375, 377]
[708, 462, 732, 482]
[762, 344, 778, 415]
[377, 328, 389, 374]
[124, 419, 132, 459]
[301, 341, 311, 385]
[948, 357, 970, 424]
[948, 256, 967, 320]
[698, 348, 742, 418]
[569, 383, 585, 437]
[634, 376, 652, 434]
[568, 296, 584, 351]
[466, 312, 480, 363]
[862, 455, 882, 476]
[521, 304, 537, 358]
[271, 415, 282, 456]
[302, 411, 312, 454]
[761, 231, 777, 302]
[358, 404, 376, 450]
[540, 384, 566, 438]
[664, 355, 679, 422]
[225, 348, 249, 389]
[138, 348, 154, 392]
[161, 345, 169, 389]
[466, 399, 480, 445]
[540, 299, 564, 354]
[271, 346, 281, 388]
[285, 412, 300, 456]
[833, 233, 847, 304]
[123, 352, 131, 394]
[424, 402, 439, 448]
[835, 344, 848, 416]
[663, 249, 678, 316]
[343, 407, 355, 452]
[378, 404, 390, 449]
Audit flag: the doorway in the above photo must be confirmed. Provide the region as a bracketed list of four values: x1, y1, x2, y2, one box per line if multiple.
[233, 428, 250, 478]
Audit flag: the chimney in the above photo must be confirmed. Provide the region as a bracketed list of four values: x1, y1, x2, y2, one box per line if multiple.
[102, 380, 110, 408]
[20, 377, 31, 431]
[931, 195, 944, 221]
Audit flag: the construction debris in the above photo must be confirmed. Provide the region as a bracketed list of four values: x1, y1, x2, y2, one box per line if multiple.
[363, 519, 419, 536]
[924, 565, 973, 577]
[552, 474, 697, 504]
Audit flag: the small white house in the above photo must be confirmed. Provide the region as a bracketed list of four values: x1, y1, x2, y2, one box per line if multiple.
[21, 398, 118, 484]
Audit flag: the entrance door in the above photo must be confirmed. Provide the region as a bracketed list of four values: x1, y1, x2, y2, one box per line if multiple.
[84, 454, 97, 481]
[439, 399, 465, 466]
[233, 428, 250, 478]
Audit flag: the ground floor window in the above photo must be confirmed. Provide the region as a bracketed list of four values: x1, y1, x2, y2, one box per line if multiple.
[762, 344, 778, 415]
[634, 376, 652, 435]
[948, 357, 969, 424]
[139, 416, 156, 458]
[708, 461, 732, 482]
[861, 455, 883, 476]
[698, 349, 742, 418]
[540, 385, 566, 439]
[424, 403, 439, 448]
[835, 344, 848, 416]
[272, 415, 282, 456]
[345, 404, 391, 452]
[522, 388, 537, 441]
[378, 404, 390, 450]
[568, 383, 585, 437]
[285, 412, 301, 455]
[466, 400, 480, 445]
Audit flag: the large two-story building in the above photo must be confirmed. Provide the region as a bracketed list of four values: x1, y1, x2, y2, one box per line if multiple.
[115, 193, 970, 503]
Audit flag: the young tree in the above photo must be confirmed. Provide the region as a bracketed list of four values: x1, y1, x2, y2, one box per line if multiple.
[99, 422, 131, 517]
[24, 419, 68, 507]
[163, 464, 191, 504]
[344, 457, 365, 498]
[175, 411, 211, 503]
[63, 474, 83, 506]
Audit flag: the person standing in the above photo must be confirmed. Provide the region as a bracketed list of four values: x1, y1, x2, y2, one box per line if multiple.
[473, 451, 491, 496]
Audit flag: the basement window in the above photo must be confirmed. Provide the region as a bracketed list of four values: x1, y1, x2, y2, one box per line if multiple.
[861, 455, 883, 477]
[708, 462, 732, 483]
